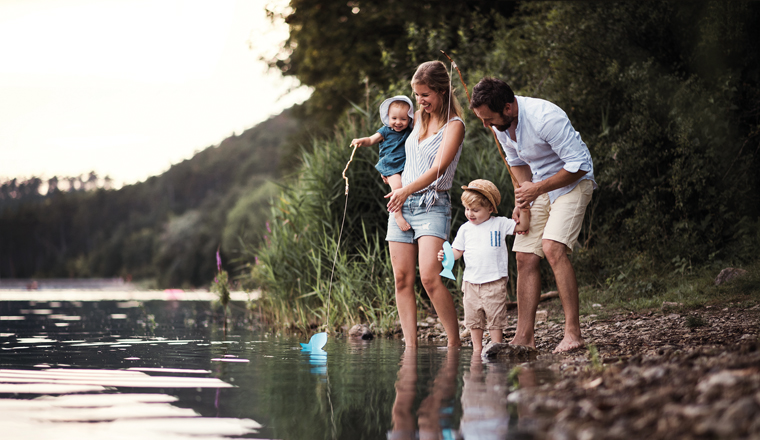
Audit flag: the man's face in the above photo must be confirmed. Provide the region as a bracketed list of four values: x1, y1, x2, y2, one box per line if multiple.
[472, 103, 513, 132]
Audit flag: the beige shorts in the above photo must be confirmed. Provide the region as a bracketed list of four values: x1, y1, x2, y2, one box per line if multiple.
[462, 277, 509, 330]
[513, 179, 593, 258]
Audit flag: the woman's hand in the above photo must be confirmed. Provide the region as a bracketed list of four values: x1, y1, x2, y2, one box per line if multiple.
[437, 249, 445, 262]
[385, 186, 410, 213]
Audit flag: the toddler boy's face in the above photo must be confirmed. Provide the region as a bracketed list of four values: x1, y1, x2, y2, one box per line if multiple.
[388, 104, 411, 132]
[464, 203, 493, 226]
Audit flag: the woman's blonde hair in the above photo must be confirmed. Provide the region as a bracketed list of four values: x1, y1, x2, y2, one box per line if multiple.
[411, 61, 463, 133]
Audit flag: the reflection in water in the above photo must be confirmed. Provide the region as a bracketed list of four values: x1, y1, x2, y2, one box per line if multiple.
[307, 347, 328, 375]
[0, 298, 554, 439]
[390, 348, 460, 440]
[461, 353, 510, 439]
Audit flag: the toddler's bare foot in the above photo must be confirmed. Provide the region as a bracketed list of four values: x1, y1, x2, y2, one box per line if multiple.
[395, 211, 411, 231]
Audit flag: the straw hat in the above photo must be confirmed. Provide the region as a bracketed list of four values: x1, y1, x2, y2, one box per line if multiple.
[461, 179, 501, 213]
[379, 95, 414, 127]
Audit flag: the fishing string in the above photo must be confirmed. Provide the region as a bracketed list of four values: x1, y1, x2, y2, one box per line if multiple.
[433, 60, 455, 194]
[324, 144, 357, 334]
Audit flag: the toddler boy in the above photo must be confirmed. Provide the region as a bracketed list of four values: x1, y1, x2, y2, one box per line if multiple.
[438, 179, 530, 352]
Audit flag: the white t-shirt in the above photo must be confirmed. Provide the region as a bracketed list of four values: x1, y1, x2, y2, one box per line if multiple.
[451, 216, 517, 284]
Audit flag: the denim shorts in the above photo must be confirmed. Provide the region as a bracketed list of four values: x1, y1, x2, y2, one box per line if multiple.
[386, 192, 452, 243]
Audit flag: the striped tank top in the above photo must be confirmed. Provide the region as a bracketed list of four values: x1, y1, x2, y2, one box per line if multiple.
[401, 116, 465, 209]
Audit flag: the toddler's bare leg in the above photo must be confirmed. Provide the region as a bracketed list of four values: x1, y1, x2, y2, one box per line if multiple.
[387, 173, 410, 231]
[490, 329, 503, 343]
[470, 328, 484, 353]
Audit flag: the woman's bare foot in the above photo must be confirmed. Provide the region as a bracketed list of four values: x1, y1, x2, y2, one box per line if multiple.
[395, 211, 411, 231]
[553, 336, 585, 353]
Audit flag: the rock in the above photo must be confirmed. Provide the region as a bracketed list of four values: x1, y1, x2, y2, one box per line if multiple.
[348, 324, 374, 340]
[536, 310, 549, 323]
[662, 301, 683, 309]
[459, 327, 471, 340]
[481, 342, 539, 361]
[714, 267, 748, 286]
[718, 396, 759, 434]
[696, 370, 740, 395]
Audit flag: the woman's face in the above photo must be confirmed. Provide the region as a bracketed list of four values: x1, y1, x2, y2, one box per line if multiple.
[413, 83, 442, 115]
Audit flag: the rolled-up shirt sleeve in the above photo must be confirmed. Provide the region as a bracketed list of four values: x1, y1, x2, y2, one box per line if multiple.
[540, 112, 593, 174]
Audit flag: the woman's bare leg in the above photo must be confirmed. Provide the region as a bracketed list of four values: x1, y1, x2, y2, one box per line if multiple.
[418, 236, 461, 348]
[387, 174, 411, 231]
[390, 241, 419, 347]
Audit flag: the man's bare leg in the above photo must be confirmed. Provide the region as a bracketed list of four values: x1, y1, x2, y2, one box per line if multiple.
[510, 252, 541, 348]
[543, 239, 584, 353]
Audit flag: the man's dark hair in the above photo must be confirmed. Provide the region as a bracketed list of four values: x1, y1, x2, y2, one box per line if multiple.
[470, 77, 515, 113]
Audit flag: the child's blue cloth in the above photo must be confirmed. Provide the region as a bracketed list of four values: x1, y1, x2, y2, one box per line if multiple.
[375, 125, 411, 177]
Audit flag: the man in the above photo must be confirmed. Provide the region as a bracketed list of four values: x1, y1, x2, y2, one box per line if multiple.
[470, 77, 596, 353]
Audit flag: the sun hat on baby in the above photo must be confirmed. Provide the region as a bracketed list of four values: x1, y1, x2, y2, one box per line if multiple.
[379, 95, 414, 127]
[461, 179, 501, 213]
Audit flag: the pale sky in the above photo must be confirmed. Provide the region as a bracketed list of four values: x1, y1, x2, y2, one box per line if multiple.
[0, 0, 311, 187]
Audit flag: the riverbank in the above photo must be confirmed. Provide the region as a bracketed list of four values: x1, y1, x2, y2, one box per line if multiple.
[407, 266, 760, 439]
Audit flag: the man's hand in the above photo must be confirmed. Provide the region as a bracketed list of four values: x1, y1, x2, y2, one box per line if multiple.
[514, 181, 540, 209]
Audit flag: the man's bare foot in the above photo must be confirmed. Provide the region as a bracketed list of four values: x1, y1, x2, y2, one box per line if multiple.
[394, 211, 411, 231]
[553, 336, 585, 353]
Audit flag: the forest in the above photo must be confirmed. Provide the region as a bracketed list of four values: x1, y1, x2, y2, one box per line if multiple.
[2, 1, 759, 332]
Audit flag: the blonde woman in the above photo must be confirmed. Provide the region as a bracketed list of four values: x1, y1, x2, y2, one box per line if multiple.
[385, 60, 465, 348]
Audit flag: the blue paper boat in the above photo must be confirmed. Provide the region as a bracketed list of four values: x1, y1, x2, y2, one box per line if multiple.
[300, 332, 328, 352]
[440, 241, 455, 280]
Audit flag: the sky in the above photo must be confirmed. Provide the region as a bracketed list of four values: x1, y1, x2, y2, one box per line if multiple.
[0, 0, 311, 187]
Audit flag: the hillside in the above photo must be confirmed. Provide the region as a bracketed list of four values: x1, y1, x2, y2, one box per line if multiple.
[0, 109, 297, 288]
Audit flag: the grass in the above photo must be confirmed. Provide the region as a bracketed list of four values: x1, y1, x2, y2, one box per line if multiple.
[576, 258, 760, 319]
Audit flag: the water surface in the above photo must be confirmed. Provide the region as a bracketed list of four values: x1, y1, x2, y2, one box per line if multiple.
[0, 297, 550, 439]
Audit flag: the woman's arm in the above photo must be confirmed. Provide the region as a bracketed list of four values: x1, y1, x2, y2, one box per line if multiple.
[386, 120, 464, 212]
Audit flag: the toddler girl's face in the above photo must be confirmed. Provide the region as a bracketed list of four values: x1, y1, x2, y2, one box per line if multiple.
[388, 104, 411, 132]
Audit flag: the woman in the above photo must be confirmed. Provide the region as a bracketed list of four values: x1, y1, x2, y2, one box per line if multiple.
[385, 60, 465, 348]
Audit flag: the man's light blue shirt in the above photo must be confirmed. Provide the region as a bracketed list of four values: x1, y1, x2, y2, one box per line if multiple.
[492, 95, 596, 204]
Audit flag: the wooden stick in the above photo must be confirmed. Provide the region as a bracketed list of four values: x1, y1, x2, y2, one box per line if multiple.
[440, 50, 520, 190]
[505, 291, 559, 310]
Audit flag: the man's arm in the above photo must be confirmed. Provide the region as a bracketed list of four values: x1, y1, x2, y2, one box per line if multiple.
[514, 168, 587, 210]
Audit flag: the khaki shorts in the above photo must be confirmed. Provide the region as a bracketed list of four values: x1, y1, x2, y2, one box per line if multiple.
[463, 277, 509, 330]
[513, 179, 593, 258]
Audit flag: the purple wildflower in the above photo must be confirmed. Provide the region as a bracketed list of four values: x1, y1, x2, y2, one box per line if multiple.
[266, 221, 271, 233]
[216, 249, 222, 273]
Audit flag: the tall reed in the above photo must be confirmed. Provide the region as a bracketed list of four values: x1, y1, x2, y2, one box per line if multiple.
[244, 95, 527, 332]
